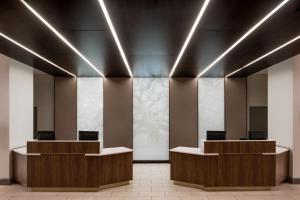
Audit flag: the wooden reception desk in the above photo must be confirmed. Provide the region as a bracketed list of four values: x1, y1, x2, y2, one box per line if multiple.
[170, 140, 289, 190]
[12, 141, 133, 191]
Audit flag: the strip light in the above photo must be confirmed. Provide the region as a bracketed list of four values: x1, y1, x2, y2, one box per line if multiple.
[0, 32, 76, 77]
[169, 0, 210, 78]
[197, 0, 290, 77]
[98, 0, 133, 77]
[20, 0, 104, 77]
[226, 34, 300, 77]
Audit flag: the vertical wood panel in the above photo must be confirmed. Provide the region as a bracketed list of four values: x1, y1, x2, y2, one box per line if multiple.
[203, 141, 276, 153]
[55, 77, 77, 140]
[225, 78, 247, 139]
[170, 152, 204, 185]
[103, 78, 133, 148]
[170, 78, 198, 148]
[100, 152, 133, 186]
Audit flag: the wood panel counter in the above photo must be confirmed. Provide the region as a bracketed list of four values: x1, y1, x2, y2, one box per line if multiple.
[12, 141, 133, 191]
[170, 140, 289, 190]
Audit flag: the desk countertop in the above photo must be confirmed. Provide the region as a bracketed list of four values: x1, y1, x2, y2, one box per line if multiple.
[170, 146, 218, 156]
[170, 146, 289, 155]
[13, 146, 132, 156]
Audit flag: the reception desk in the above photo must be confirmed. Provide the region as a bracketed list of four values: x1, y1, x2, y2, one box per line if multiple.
[170, 140, 289, 190]
[12, 141, 133, 191]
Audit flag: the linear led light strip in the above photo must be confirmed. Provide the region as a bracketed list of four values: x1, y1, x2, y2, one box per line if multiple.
[0, 32, 76, 77]
[169, 0, 210, 78]
[197, 0, 290, 77]
[226, 34, 300, 77]
[20, 0, 104, 77]
[98, 0, 133, 77]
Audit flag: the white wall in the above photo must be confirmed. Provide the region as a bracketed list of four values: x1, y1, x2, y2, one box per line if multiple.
[133, 78, 169, 160]
[292, 55, 300, 178]
[77, 78, 103, 146]
[9, 59, 33, 149]
[268, 54, 300, 178]
[0, 56, 33, 182]
[268, 59, 293, 148]
[198, 78, 225, 142]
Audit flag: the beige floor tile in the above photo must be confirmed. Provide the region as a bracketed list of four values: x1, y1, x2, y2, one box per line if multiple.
[207, 195, 237, 200]
[234, 196, 265, 200]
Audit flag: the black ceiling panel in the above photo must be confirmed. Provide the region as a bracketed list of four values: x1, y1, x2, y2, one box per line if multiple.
[0, 0, 299, 77]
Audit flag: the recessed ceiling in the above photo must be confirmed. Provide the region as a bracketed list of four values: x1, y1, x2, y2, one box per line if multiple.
[0, 0, 299, 77]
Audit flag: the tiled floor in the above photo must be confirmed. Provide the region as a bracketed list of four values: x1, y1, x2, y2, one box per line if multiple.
[1, 164, 300, 200]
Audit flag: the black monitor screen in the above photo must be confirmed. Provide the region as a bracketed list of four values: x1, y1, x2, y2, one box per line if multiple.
[207, 131, 226, 140]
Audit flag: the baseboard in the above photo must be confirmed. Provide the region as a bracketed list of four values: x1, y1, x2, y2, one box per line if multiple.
[0, 179, 12, 185]
[288, 177, 300, 184]
[133, 160, 170, 163]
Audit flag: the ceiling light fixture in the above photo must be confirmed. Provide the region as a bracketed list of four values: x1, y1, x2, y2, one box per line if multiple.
[98, 0, 133, 77]
[197, 0, 290, 77]
[0, 32, 76, 77]
[20, 0, 104, 77]
[226, 34, 300, 77]
[169, 0, 210, 78]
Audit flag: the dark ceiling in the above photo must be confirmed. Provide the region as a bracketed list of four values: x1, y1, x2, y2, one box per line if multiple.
[0, 0, 299, 77]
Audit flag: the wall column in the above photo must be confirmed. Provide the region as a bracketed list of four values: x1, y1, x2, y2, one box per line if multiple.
[225, 77, 247, 139]
[0, 55, 10, 184]
[103, 78, 133, 148]
[169, 78, 198, 148]
[55, 77, 77, 140]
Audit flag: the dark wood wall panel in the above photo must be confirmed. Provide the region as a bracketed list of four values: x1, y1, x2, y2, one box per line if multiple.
[169, 78, 198, 148]
[100, 152, 133, 186]
[170, 152, 204, 185]
[203, 141, 276, 154]
[54, 77, 77, 140]
[206, 154, 276, 187]
[103, 78, 133, 148]
[225, 78, 247, 139]
[27, 141, 100, 154]
[12, 151, 27, 185]
[276, 150, 289, 185]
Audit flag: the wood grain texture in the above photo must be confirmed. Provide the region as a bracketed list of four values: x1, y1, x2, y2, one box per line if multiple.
[26, 150, 132, 188]
[27, 141, 100, 154]
[171, 151, 277, 188]
[12, 151, 27, 185]
[28, 154, 93, 188]
[170, 152, 204, 185]
[206, 154, 276, 187]
[203, 141, 276, 153]
[100, 152, 133, 186]
[276, 150, 289, 185]
[27, 155, 41, 187]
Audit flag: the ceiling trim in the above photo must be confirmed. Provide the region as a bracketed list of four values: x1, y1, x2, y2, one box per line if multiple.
[169, 0, 210, 78]
[226, 34, 300, 77]
[197, 0, 290, 78]
[98, 0, 133, 77]
[20, 0, 104, 77]
[0, 32, 76, 77]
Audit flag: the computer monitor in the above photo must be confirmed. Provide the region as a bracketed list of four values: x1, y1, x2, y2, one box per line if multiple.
[37, 131, 55, 140]
[78, 131, 99, 141]
[248, 131, 267, 140]
[207, 131, 226, 140]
